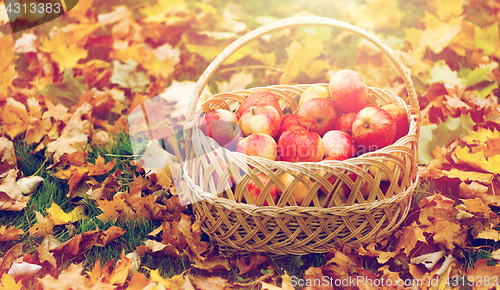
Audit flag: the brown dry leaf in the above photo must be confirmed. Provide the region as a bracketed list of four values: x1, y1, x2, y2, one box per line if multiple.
[260, 272, 295, 290]
[42, 100, 71, 124]
[29, 212, 55, 238]
[41, 234, 61, 251]
[0, 243, 23, 273]
[0, 225, 24, 241]
[395, 221, 427, 256]
[0, 169, 21, 201]
[237, 253, 269, 275]
[302, 267, 334, 290]
[0, 35, 18, 101]
[95, 226, 126, 247]
[51, 231, 99, 256]
[0, 137, 17, 176]
[0, 98, 30, 139]
[194, 256, 230, 272]
[127, 272, 150, 290]
[178, 214, 209, 261]
[466, 259, 500, 290]
[108, 251, 131, 286]
[87, 155, 116, 176]
[86, 169, 122, 200]
[37, 263, 91, 290]
[36, 245, 57, 269]
[188, 274, 231, 290]
[96, 192, 131, 222]
[46, 103, 93, 163]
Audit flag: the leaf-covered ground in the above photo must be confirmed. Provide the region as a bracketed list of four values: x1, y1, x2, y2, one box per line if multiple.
[1, 0, 500, 289]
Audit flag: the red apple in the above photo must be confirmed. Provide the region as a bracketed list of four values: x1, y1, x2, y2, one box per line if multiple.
[239, 106, 281, 138]
[241, 173, 279, 206]
[276, 123, 306, 141]
[277, 172, 311, 206]
[329, 69, 368, 113]
[200, 109, 241, 150]
[277, 129, 325, 162]
[238, 91, 283, 119]
[236, 133, 277, 161]
[298, 85, 330, 108]
[297, 98, 337, 137]
[281, 114, 299, 126]
[322, 130, 357, 159]
[380, 104, 409, 142]
[334, 112, 357, 135]
[352, 107, 396, 152]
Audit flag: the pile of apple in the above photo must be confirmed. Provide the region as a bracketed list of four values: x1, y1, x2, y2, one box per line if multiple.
[200, 70, 409, 206]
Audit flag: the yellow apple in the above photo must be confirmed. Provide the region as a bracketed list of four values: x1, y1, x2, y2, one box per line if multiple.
[277, 172, 311, 206]
[298, 85, 330, 108]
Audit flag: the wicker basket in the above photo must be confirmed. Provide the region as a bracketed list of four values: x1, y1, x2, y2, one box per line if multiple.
[181, 16, 421, 257]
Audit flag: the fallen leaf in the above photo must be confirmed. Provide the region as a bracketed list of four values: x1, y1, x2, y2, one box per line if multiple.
[109, 251, 131, 286]
[37, 263, 91, 290]
[87, 155, 116, 176]
[0, 273, 23, 290]
[194, 256, 230, 272]
[0, 137, 17, 176]
[36, 245, 57, 269]
[0, 35, 18, 100]
[46, 202, 87, 225]
[188, 274, 230, 290]
[237, 254, 269, 275]
[0, 244, 23, 273]
[39, 69, 88, 107]
[0, 98, 30, 139]
[39, 33, 88, 69]
[218, 71, 253, 93]
[403, 12, 463, 54]
[395, 221, 427, 256]
[474, 22, 499, 56]
[0, 225, 24, 241]
[110, 59, 150, 93]
[466, 259, 500, 290]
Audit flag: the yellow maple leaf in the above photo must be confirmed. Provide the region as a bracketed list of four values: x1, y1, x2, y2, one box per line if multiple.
[347, 0, 406, 30]
[140, 0, 187, 23]
[109, 251, 131, 286]
[40, 34, 88, 68]
[141, 43, 181, 78]
[0, 98, 30, 139]
[46, 202, 87, 225]
[0, 273, 23, 290]
[426, 0, 464, 21]
[65, 0, 94, 22]
[280, 34, 324, 84]
[454, 145, 500, 174]
[448, 20, 476, 56]
[404, 12, 463, 54]
[0, 35, 18, 100]
[0, 225, 24, 241]
[29, 212, 55, 238]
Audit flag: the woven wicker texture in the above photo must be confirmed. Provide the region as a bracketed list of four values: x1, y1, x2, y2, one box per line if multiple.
[182, 16, 421, 256]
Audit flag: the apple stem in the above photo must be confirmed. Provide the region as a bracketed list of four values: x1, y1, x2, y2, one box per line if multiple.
[252, 107, 255, 115]
[307, 124, 311, 131]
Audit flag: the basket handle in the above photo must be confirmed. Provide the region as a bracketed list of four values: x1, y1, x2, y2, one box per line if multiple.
[186, 16, 421, 126]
